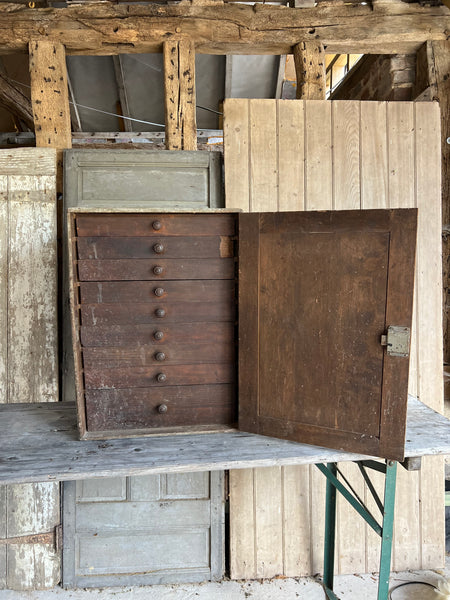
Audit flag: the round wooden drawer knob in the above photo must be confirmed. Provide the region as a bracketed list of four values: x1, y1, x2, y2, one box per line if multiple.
[152, 220, 162, 231]
[155, 352, 166, 362]
[157, 404, 168, 414]
[153, 243, 164, 254]
[153, 265, 164, 276]
[156, 373, 166, 383]
[154, 330, 164, 341]
[154, 287, 164, 297]
[155, 308, 166, 318]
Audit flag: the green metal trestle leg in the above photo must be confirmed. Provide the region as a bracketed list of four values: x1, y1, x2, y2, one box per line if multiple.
[317, 459, 398, 600]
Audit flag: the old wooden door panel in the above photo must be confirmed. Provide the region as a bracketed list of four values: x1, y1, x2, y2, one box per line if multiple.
[239, 209, 417, 461]
[0, 149, 60, 590]
[63, 472, 223, 588]
[63, 149, 225, 587]
[64, 150, 222, 208]
[225, 99, 443, 578]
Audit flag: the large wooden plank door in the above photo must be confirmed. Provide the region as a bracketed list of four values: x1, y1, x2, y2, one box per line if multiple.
[238, 209, 417, 461]
[224, 99, 443, 577]
[62, 149, 225, 587]
[0, 148, 60, 589]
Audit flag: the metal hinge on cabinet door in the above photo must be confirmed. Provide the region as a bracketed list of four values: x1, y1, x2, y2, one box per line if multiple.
[380, 326, 411, 357]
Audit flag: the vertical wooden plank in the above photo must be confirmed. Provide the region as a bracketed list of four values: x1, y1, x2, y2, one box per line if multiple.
[415, 102, 445, 570]
[163, 40, 197, 151]
[8, 177, 58, 404]
[179, 40, 197, 151]
[430, 41, 450, 365]
[249, 99, 278, 212]
[332, 101, 360, 210]
[229, 469, 255, 579]
[0, 149, 60, 591]
[304, 100, 332, 210]
[6, 483, 60, 590]
[0, 486, 6, 589]
[331, 101, 366, 575]
[360, 102, 388, 209]
[254, 467, 283, 578]
[224, 99, 250, 212]
[277, 100, 305, 212]
[293, 42, 326, 100]
[0, 177, 7, 403]
[304, 100, 332, 574]
[29, 40, 71, 191]
[386, 102, 421, 572]
[163, 41, 182, 151]
[282, 465, 311, 577]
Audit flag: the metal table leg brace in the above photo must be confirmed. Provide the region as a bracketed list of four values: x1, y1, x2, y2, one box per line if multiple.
[317, 460, 398, 600]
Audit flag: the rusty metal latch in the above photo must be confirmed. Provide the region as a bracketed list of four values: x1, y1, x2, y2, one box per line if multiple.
[0, 525, 62, 551]
[380, 326, 411, 357]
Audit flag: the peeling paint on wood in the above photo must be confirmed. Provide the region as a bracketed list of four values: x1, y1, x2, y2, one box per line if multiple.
[0, 148, 60, 591]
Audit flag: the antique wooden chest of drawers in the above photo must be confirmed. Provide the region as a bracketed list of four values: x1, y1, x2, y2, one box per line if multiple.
[69, 211, 238, 439]
[69, 208, 417, 462]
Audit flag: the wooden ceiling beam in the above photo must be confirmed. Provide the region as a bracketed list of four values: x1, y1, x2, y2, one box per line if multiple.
[0, 2, 448, 56]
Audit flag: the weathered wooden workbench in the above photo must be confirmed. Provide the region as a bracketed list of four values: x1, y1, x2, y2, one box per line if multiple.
[1, 395, 449, 600]
[0, 396, 448, 484]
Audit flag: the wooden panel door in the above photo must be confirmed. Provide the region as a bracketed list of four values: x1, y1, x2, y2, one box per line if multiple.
[225, 99, 443, 578]
[238, 209, 417, 461]
[0, 148, 60, 590]
[63, 149, 226, 587]
[63, 472, 224, 588]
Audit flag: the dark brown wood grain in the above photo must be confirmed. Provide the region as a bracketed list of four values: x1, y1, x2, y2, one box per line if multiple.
[82, 342, 235, 368]
[76, 235, 234, 259]
[80, 301, 236, 326]
[80, 322, 235, 347]
[80, 322, 235, 348]
[79, 279, 236, 304]
[77, 258, 235, 281]
[84, 364, 236, 389]
[238, 209, 417, 461]
[85, 385, 237, 431]
[75, 213, 236, 237]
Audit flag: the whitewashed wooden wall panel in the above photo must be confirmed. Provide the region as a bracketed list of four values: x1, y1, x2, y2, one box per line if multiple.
[224, 99, 444, 578]
[0, 148, 60, 589]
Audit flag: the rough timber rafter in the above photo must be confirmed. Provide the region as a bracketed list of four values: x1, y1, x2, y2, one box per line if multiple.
[0, 2, 448, 56]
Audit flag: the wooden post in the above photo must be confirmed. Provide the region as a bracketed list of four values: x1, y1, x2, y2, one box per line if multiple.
[163, 40, 197, 151]
[293, 41, 326, 100]
[29, 39, 72, 191]
[430, 41, 450, 365]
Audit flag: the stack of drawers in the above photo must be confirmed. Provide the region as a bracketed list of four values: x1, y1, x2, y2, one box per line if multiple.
[70, 212, 237, 438]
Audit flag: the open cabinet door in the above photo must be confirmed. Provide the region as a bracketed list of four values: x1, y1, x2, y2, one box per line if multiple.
[238, 209, 417, 461]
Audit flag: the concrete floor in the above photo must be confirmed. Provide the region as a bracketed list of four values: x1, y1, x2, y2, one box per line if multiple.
[0, 558, 449, 600]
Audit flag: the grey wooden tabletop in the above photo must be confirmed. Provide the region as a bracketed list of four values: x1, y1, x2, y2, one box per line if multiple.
[0, 396, 449, 484]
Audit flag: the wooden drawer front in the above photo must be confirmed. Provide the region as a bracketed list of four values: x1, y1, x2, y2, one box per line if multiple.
[80, 301, 236, 326]
[84, 364, 236, 389]
[85, 385, 236, 431]
[83, 342, 235, 368]
[77, 258, 235, 281]
[77, 236, 234, 259]
[80, 322, 235, 347]
[76, 213, 236, 237]
[79, 280, 236, 304]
